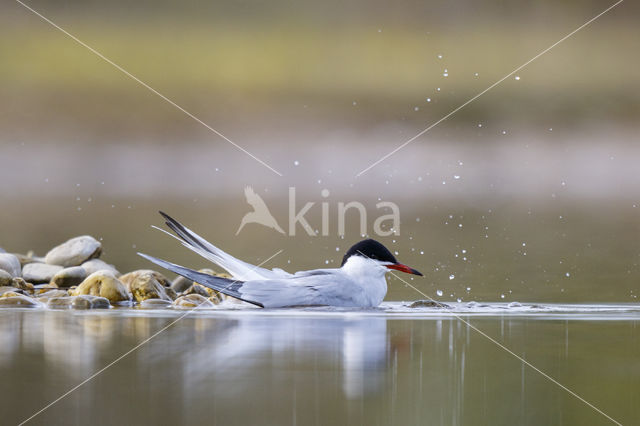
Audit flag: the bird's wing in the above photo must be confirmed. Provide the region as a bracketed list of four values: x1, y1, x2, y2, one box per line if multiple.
[139, 253, 362, 308]
[237, 272, 366, 308]
[157, 211, 290, 280]
[244, 186, 270, 213]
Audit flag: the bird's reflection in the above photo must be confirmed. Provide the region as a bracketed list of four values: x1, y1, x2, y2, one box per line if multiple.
[177, 315, 390, 399]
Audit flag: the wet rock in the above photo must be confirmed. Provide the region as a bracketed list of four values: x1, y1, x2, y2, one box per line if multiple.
[45, 236, 102, 267]
[0, 293, 40, 307]
[173, 294, 216, 309]
[120, 270, 171, 292]
[127, 271, 172, 302]
[81, 259, 120, 276]
[71, 270, 129, 304]
[0, 253, 21, 277]
[181, 283, 211, 298]
[10, 277, 34, 293]
[408, 300, 450, 308]
[72, 295, 111, 309]
[33, 283, 59, 296]
[164, 286, 178, 301]
[0, 287, 23, 296]
[22, 263, 63, 283]
[139, 299, 172, 309]
[46, 295, 110, 310]
[171, 276, 192, 293]
[51, 266, 87, 288]
[0, 270, 12, 286]
[36, 289, 69, 301]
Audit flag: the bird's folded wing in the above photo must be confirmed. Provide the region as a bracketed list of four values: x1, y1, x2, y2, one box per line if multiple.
[237, 273, 364, 308]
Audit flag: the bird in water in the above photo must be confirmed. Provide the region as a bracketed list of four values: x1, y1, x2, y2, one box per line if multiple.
[139, 212, 423, 308]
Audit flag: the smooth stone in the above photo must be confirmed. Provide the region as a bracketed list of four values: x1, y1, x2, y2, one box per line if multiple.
[120, 270, 172, 291]
[181, 283, 211, 298]
[0, 294, 40, 307]
[0, 270, 12, 286]
[51, 266, 88, 288]
[45, 236, 102, 267]
[46, 295, 110, 310]
[22, 263, 63, 283]
[11, 278, 33, 292]
[409, 300, 450, 308]
[139, 299, 172, 309]
[81, 259, 120, 276]
[0, 287, 23, 296]
[127, 271, 172, 302]
[33, 283, 59, 295]
[173, 294, 216, 309]
[12, 253, 43, 267]
[171, 275, 192, 293]
[0, 253, 21, 277]
[36, 289, 69, 301]
[71, 270, 129, 304]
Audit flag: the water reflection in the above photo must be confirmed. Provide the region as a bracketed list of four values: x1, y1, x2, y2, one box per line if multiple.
[1, 310, 639, 425]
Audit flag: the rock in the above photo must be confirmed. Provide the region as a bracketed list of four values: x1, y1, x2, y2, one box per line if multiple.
[36, 289, 69, 301]
[12, 253, 43, 267]
[120, 270, 171, 292]
[164, 287, 178, 301]
[0, 287, 23, 296]
[408, 300, 450, 308]
[71, 270, 129, 304]
[173, 294, 217, 309]
[81, 259, 120, 276]
[0, 270, 12, 286]
[0, 293, 40, 307]
[46, 295, 110, 310]
[0, 253, 21, 277]
[22, 263, 63, 283]
[33, 283, 59, 296]
[11, 278, 34, 293]
[45, 236, 102, 267]
[51, 266, 87, 288]
[139, 299, 172, 309]
[171, 276, 192, 293]
[127, 271, 172, 302]
[181, 283, 211, 298]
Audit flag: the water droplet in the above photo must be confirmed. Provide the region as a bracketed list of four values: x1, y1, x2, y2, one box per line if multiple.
[449, 274, 455, 280]
[514, 76, 520, 80]
[500, 294, 505, 299]
[453, 175, 460, 180]
[437, 54, 443, 59]
[294, 160, 299, 166]
[414, 106, 420, 111]
[436, 290, 443, 296]
[426, 98, 431, 102]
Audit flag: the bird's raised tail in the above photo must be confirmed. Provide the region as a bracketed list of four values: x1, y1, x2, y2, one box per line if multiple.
[137, 252, 264, 307]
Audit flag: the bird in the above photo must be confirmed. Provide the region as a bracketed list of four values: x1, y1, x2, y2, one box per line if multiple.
[139, 211, 423, 308]
[235, 186, 285, 235]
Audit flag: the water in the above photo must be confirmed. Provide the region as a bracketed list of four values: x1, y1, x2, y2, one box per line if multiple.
[2, 303, 639, 425]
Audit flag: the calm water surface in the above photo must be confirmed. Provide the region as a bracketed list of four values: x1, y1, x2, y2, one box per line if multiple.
[1, 303, 639, 425]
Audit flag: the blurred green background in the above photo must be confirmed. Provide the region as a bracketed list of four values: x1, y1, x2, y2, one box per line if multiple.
[1, 0, 638, 302]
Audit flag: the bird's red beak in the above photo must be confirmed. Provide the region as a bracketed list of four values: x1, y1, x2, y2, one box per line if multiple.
[386, 263, 423, 276]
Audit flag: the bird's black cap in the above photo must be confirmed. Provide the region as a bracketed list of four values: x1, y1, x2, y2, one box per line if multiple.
[341, 239, 398, 266]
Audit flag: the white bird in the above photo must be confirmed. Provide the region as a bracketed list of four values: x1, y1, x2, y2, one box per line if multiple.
[139, 212, 423, 308]
[236, 186, 285, 235]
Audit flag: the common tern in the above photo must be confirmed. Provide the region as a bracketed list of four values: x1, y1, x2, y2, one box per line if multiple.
[139, 212, 423, 308]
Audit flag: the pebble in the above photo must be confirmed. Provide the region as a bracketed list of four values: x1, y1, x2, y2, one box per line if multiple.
[127, 271, 172, 302]
[120, 270, 172, 291]
[11, 278, 33, 292]
[81, 259, 120, 276]
[139, 299, 173, 309]
[36, 289, 69, 301]
[173, 294, 217, 309]
[0, 286, 23, 296]
[71, 270, 130, 304]
[22, 263, 63, 283]
[13, 253, 44, 267]
[0, 253, 21, 277]
[0, 293, 40, 308]
[46, 295, 111, 310]
[408, 300, 450, 308]
[45, 236, 102, 267]
[0, 270, 12, 286]
[51, 266, 88, 288]
[171, 276, 193, 293]
[33, 283, 60, 295]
